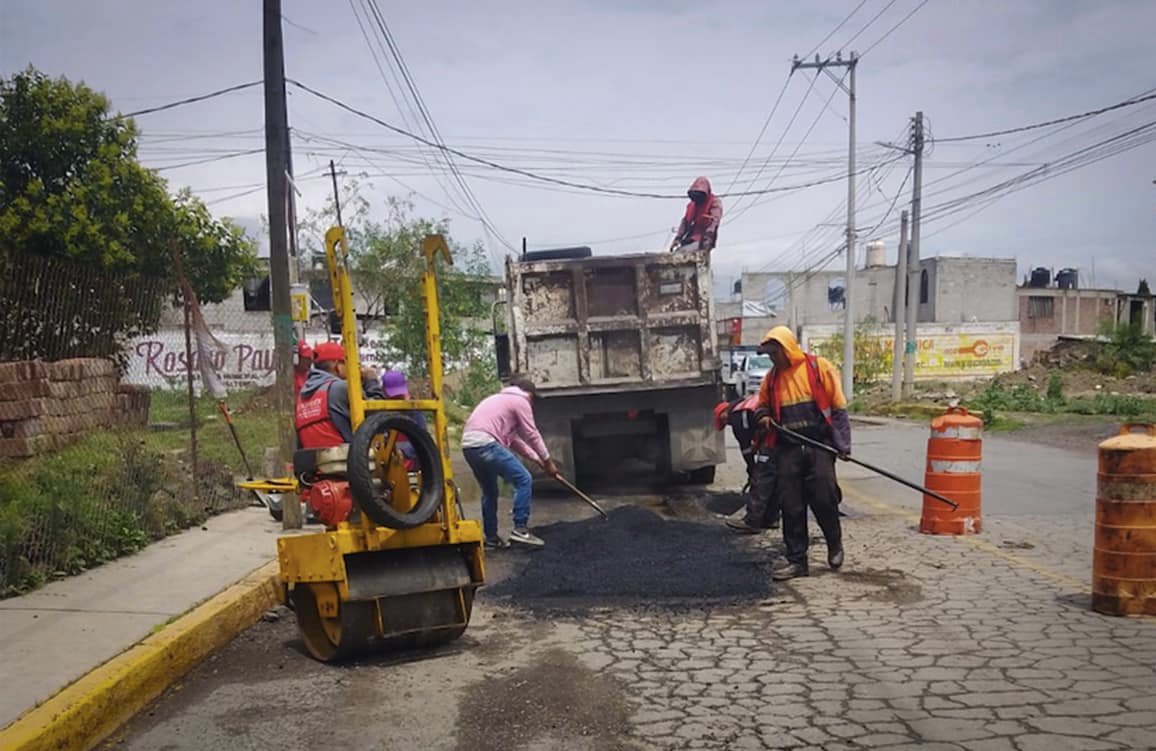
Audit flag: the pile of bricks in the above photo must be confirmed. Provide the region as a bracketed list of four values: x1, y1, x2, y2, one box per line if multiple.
[0, 359, 151, 459]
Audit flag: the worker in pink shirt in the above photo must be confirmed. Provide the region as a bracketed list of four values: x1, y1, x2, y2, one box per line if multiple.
[460, 375, 559, 549]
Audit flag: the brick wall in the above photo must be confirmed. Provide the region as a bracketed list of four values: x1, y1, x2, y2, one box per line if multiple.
[0, 359, 151, 459]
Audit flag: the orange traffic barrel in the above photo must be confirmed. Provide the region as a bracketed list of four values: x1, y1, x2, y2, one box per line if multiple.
[1093, 423, 1156, 616]
[920, 406, 982, 535]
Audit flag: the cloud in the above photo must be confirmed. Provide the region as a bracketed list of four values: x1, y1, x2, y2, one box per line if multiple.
[2, 0, 1153, 294]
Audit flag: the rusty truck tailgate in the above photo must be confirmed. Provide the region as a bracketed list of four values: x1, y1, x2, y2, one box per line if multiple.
[506, 251, 716, 392]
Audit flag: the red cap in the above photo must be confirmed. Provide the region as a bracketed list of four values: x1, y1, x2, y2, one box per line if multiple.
[313, 341, 345, 363]
[296, 340, 314, 359]
[712, 401, 731, 431]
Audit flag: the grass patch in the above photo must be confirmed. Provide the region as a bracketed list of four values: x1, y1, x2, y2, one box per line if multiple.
[0, 388, 278, 598]
[967, 377, 1156, 427]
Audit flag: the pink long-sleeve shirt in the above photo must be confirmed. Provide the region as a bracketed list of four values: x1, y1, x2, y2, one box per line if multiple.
[461, 386, 550, 462]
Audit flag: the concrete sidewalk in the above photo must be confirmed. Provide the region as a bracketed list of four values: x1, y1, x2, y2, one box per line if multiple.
[0, 506, 280, 730]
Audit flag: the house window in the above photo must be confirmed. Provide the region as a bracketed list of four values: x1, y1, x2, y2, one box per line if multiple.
[1028, 296, 1055, 319]
[919, 269, 929, 304]
[827, 277, 846, 311]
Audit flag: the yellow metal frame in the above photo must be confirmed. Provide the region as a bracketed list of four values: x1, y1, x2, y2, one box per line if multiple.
[275, 227, 484, 598]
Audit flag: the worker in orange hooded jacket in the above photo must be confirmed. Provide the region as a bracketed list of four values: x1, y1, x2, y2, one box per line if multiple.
[670, 176, 723, 252]
[754, 326, 851, 581]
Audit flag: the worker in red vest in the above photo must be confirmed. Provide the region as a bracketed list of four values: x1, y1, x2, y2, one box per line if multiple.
[295, 341, 384, 449]
[755, 326, 851, 581]
[713, 395, 780, 533]
[670, 176, 723, 252]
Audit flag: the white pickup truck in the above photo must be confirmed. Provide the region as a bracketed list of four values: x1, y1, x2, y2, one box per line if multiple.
[734, 353, 773, 398]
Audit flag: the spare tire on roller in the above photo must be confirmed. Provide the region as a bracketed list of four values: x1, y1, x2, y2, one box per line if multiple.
[348, 412, 444, 529]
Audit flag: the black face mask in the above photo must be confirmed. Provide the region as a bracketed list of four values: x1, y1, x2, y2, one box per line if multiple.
[688, 191, 707, 205]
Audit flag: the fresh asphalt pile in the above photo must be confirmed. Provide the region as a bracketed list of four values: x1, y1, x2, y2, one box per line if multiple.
[483, 505, 773, 613]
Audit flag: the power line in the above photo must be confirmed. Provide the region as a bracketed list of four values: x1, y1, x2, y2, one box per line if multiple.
[730, 69, 853, 223]
[803, 0, 871, 60]
[841, 0, 902, 49]
[861, 0, 932, 56]
[361, 0, 514, 254]
[117, 81, 261, 118]
[148, 147, 265, 171]
[933, 91, 1156, 143]
[295, 131, 487, 219]
[727, 1, 872, 196]
[725, 77, 793, 194]
[288, 78, 893, 200]
[728, 72, 822, 217]
[347, 0, 477, 223]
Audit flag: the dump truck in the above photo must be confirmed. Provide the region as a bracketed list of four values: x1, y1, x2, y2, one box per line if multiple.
[494, 246, 725, 485]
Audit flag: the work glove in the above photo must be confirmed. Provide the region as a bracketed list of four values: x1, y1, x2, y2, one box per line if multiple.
[541, 458, 561, 479]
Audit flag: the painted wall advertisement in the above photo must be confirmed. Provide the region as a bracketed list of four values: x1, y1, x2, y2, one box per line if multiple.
[123, 328, 402, 393]
[801, 322, 1020, 379]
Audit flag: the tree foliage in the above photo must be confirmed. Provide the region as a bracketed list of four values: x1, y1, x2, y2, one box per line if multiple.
[297, 185, 497, 377]
[1138, 278, 1151, 297]
[811, 317, 892, 388]
[0, 67, 258, 308]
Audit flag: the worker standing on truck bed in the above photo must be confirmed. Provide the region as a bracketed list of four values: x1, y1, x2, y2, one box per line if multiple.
[461, 376, 559, 549]
[713, 396, 780, 533]
[671, 176, 723, 252]
[295, 341, 385, 449]
[754, 326, 850, 581]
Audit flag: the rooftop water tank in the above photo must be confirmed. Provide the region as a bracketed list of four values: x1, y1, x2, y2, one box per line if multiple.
[1057, 268, 1079, 290]
[1029, 267, 1051, 288]
[865, 240, 886, 269]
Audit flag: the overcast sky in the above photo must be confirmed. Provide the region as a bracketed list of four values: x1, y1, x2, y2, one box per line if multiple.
[3, 0, 1154, 294]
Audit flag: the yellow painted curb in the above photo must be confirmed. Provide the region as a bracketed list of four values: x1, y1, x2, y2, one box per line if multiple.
[841, 482, 1089, 593]
[0, 560, 283, 751]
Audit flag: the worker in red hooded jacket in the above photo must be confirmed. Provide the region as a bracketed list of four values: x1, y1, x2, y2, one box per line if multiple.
[671, 176, 723, 252]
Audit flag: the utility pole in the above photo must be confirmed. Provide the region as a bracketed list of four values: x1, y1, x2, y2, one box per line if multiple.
[792, 51, 858, 399]
[903, 112, 925, 398]
[892, 209, 908, 401]
[263, 0, 300, 529]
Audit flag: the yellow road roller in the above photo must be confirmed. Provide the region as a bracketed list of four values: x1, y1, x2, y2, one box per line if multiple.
[254, 229, 484, 662]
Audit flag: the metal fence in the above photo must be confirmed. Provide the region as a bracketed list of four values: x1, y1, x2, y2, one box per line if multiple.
[0, 255, 279, 597]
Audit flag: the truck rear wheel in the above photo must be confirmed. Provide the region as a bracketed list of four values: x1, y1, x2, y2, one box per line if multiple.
[684, 466, 716, 485]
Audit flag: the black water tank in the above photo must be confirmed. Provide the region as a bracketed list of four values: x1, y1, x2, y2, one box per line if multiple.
[1029, 267, 1051, 288]
[1057, 268, 1079, 290]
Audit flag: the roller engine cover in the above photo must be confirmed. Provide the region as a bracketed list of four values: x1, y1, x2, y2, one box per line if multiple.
[306, 480, 354, 527]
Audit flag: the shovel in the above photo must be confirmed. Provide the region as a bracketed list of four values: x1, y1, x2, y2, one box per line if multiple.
[768, 419, 960, 510]
[553, 473, 609, 520]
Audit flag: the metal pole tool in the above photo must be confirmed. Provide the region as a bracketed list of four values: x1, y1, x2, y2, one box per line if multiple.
[553, 474, 609, 520]
[769, 420, 960, 510]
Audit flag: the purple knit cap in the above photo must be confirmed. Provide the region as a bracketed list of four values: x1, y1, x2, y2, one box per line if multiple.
[381, 369, 409, 398]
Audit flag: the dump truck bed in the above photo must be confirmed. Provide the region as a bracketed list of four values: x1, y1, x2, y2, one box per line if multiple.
[505, 250, 717, 394]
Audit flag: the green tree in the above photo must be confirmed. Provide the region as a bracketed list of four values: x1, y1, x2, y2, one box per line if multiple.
[297, 187, 497, 378]
[1138, 279, 1151, 297]
[0, 67, 257, 304]
[812, 317, 892, 389]
[1096, 320, 1156, 376]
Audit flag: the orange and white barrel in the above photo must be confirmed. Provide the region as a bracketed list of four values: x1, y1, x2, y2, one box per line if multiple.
[1093, 423, 1156, 616]
[920, 406, 983, 535]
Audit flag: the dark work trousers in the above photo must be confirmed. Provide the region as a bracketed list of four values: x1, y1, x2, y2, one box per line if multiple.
[745, 452, 780, 527]
[776, 443, 842, 567]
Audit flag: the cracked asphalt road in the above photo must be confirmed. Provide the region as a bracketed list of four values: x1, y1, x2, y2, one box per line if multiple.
[102, 422, 1156, 751]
